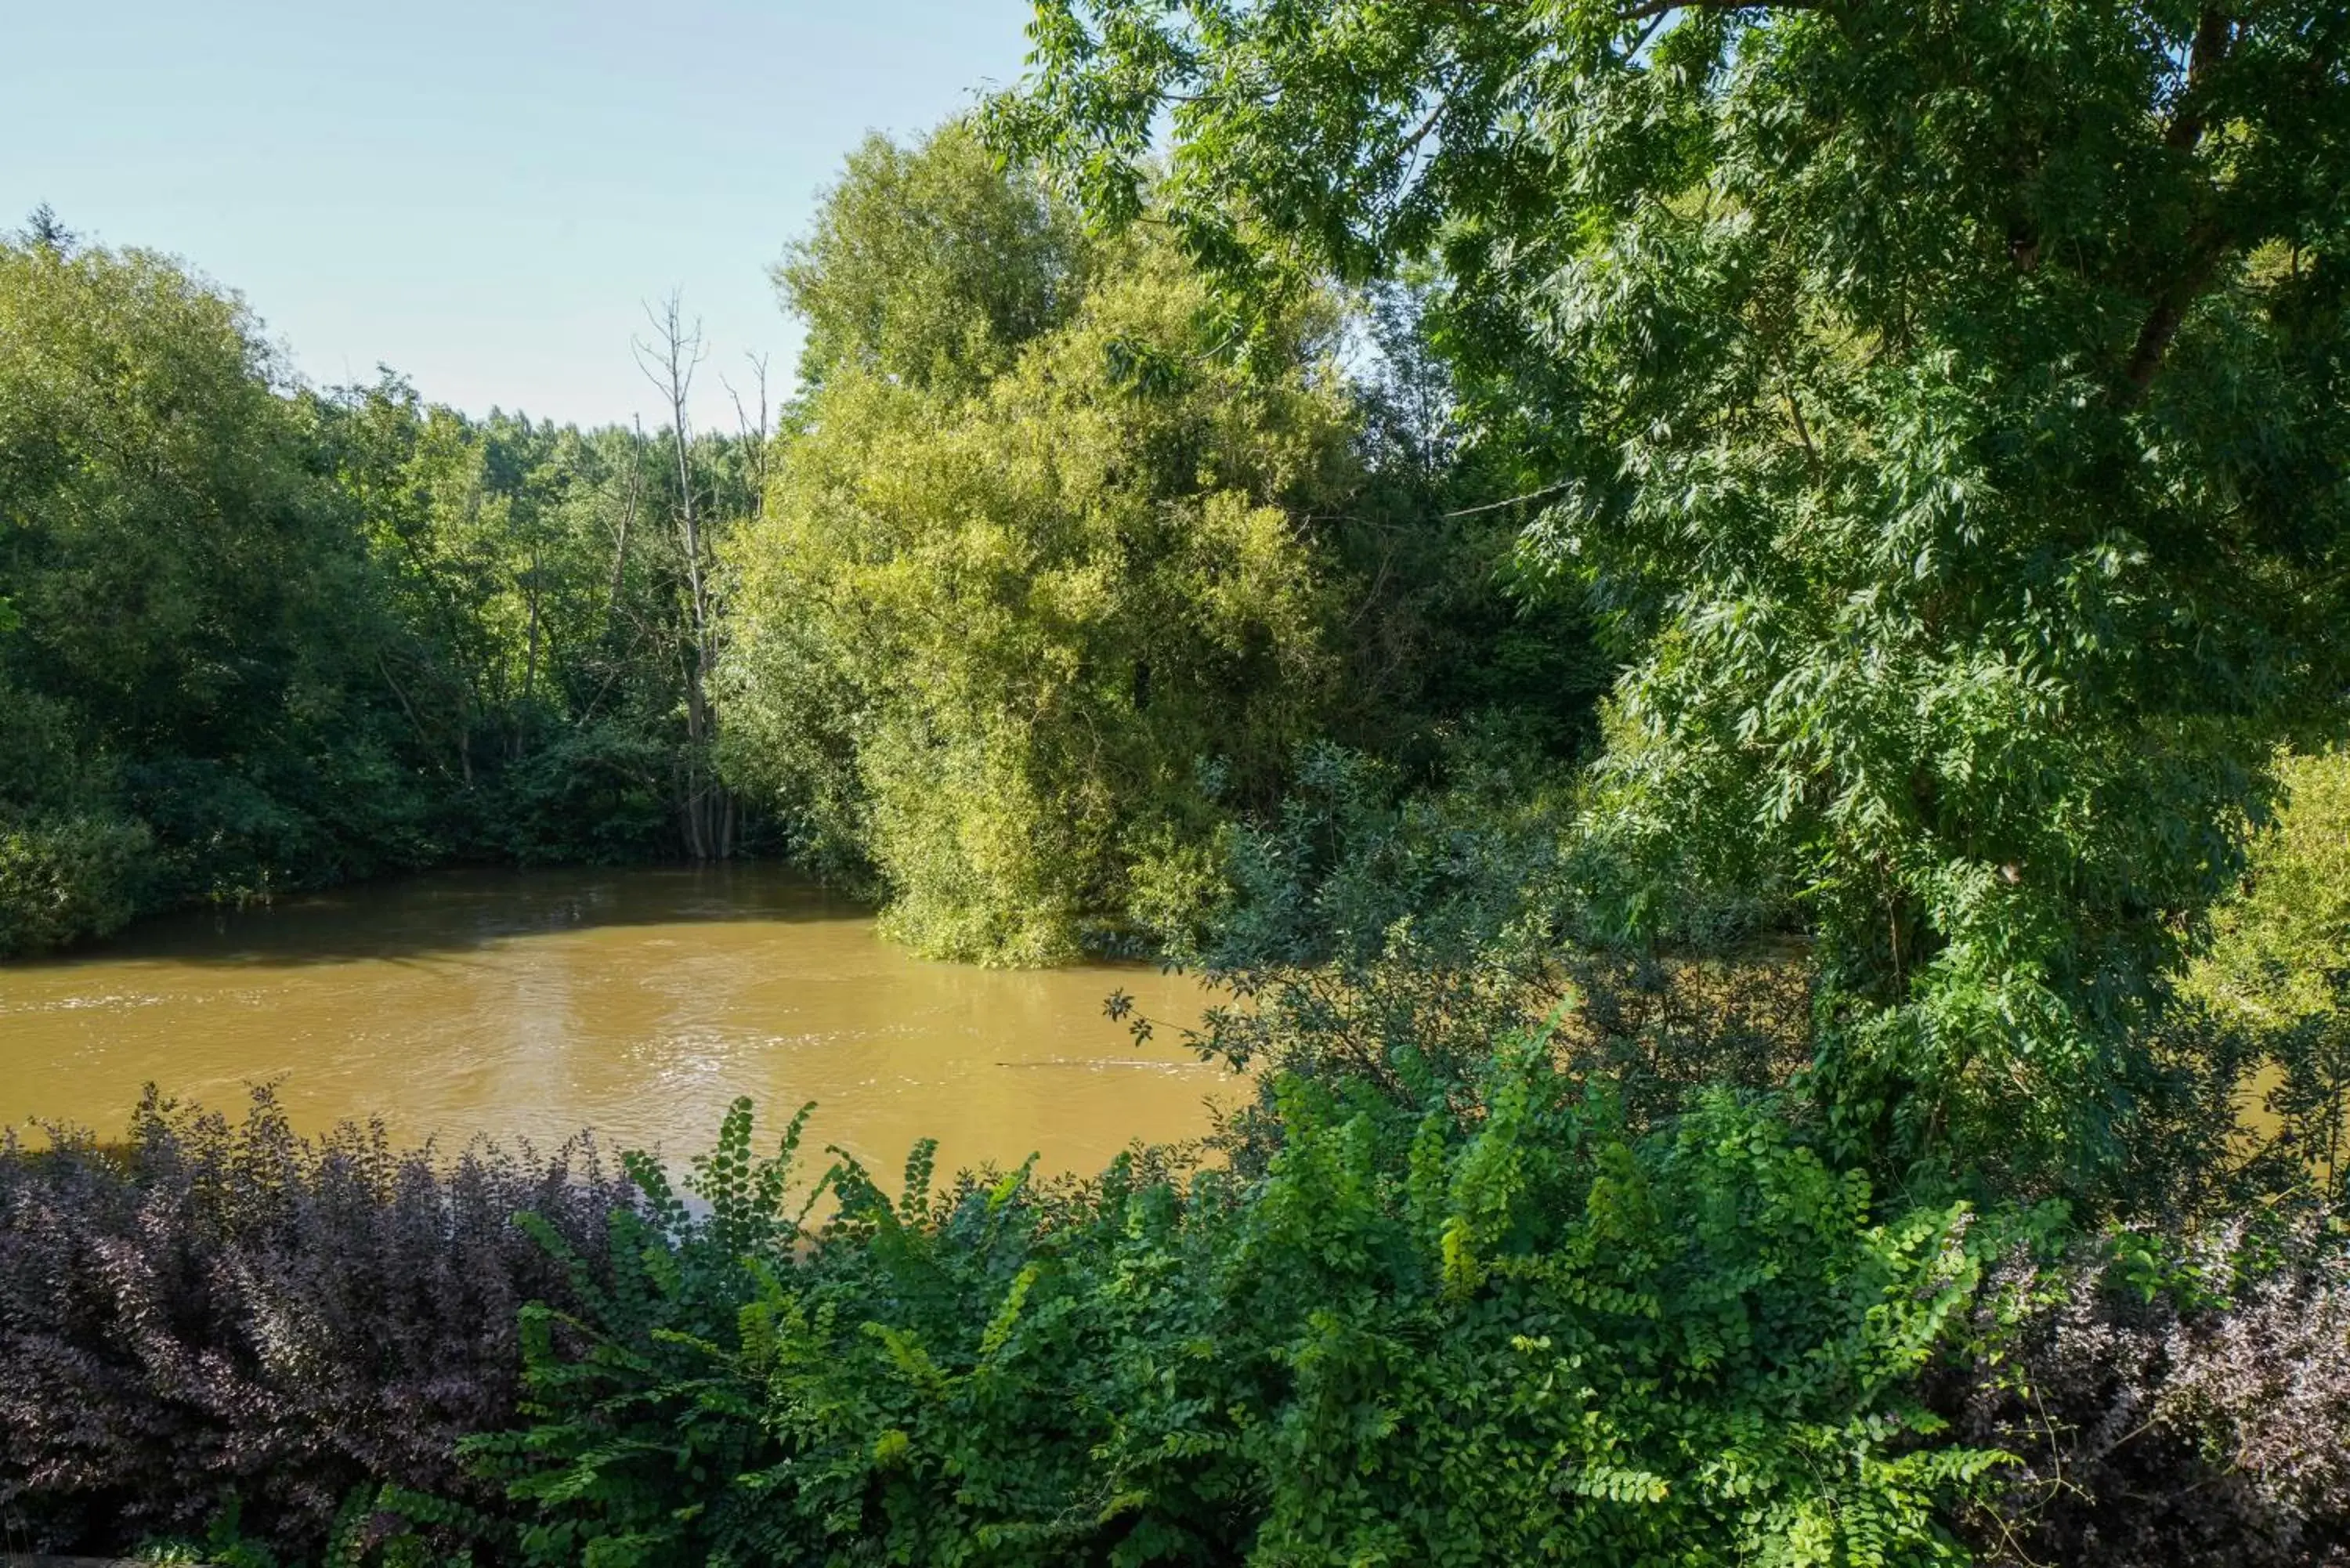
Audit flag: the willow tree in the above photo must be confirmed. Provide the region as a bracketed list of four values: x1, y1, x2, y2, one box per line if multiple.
[993, 3, 2350, 1183]
[723, 126, 1352, 963]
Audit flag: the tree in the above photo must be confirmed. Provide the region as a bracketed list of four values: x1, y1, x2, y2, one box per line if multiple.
[635, 295, 736, 860]
[725, 126, 1354, 963]
[994, 1, 2350, 1186]
[775, 121, 1090, 398]
[302, 376, 746, 865]
[0, 236, 421, 944]
[17, 203, 74, 252]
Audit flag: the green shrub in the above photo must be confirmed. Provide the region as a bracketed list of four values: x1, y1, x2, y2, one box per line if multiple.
[1126, 737, 1806, 1174]
[470, 1048, 2008, 1566]
[0, 811, 148, 955]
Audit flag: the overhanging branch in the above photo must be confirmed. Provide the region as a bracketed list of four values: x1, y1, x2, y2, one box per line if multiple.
[1614, 0, 1826, 22]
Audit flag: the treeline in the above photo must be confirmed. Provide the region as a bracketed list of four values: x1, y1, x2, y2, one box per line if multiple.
[0, 127, 1594, 962]
[0, 228, 766, 955]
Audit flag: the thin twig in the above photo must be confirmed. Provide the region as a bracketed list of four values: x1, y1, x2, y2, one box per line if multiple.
[1442, 478, 1575, 518]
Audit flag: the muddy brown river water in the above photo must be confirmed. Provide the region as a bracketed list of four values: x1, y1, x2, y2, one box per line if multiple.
[0, 866, 1237, 1175]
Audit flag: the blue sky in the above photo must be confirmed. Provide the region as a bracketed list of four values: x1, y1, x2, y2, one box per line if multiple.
[5, 1, 1037, 428]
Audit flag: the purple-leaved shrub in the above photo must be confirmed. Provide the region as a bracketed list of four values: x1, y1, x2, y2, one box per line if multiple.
[0, 1086, 627, 1558]
[1947, 1220, 2350, 1566]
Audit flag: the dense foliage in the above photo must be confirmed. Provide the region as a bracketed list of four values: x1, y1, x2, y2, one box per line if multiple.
[992, 0, 2350, 1187]
[465, 1081, 2013, 1566]
[4, 0, 2349, 1561]
[307, 374, 762, 867]
[721, 122, 1593, 962]
[1942, 1216, 2350, 1566]
[0, 1089, 627, 1559]
[0, 229, 765, 955]
[0, 237, 416, 949]
[2168, 746, 2350, 1207]
[9, 1051, 2350, 1564]
[5, 757, 2350, 1560]
[2, 157, 1584, 961]
[729, 208, 1346, 957]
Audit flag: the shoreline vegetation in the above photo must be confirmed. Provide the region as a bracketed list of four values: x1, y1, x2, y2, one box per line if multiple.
[6, 1, 2350, 1563]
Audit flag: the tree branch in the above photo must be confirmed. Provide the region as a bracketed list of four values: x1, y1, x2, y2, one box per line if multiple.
[1397, 91, 1449, 156]
[2122, 11, 2238, 396]
[1614, 0, 1824, 22]
[2122, 228, 2229, 395]
[1444, 478, 1575, 518]
[2164, 8, 2236, 151]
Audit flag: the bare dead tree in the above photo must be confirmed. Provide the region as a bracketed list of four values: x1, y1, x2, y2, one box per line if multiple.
[634, 292, 734, 860]
[722, 352, 774, 522]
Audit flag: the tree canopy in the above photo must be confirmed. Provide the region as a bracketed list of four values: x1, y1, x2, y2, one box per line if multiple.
[0, 236, 410, 944]
[728, 125, 1355, 963]
[776, 121, 1092, 397]
[992, 0, 2350, 1183]
[0, 231, 766, 952]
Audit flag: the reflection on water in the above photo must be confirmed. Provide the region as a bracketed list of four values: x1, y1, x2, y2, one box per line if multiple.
[0, 866, 1234, 1175]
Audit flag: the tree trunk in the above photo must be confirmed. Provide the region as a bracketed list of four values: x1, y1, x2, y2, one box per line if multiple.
[638, 292, 735, 860]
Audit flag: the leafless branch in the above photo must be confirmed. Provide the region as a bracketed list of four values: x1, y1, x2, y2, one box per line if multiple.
[721, 352, 774, 521]
[1443, 477, 1575, 518]
[632, 291, 732, 858]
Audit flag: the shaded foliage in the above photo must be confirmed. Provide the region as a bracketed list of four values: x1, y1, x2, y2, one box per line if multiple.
[0, 1089, 628, 1559]
[1942, 1219, 2350, 1566]
[469, 1076, 2002, 1567]
[306, 375, 762, 867]
[1126, 736, 1803, 1172]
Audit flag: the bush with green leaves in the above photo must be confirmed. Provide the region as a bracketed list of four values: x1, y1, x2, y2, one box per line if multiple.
[465, 1046, 2008, 1566]
[0, 805, 148, 954]
[2192, 746, 2350, 1017]
[2086, 746, 2350, 1217]
[1124, 735, 1804, 1175]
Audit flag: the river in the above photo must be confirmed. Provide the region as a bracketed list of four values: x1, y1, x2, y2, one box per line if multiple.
[0, 865, 1238, 1176]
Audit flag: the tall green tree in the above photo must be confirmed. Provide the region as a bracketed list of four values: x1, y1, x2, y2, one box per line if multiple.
[725, 125, 1354, 963]
[994, 2, 2350, 1184]
[0, 231, 422, 946]
[776, 120, 1092, 397]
